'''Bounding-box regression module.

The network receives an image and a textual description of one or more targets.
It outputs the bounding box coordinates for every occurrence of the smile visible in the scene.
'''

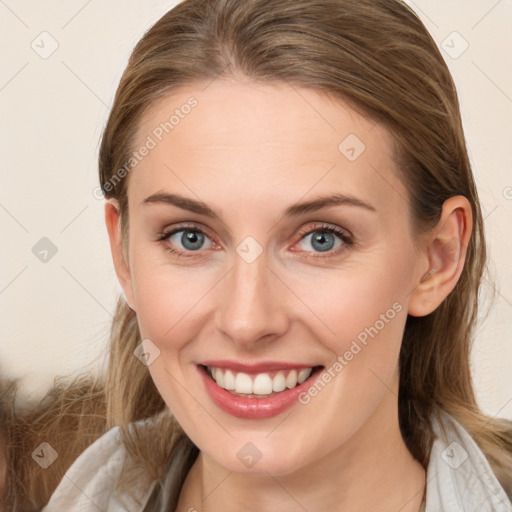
[198,362,324,419]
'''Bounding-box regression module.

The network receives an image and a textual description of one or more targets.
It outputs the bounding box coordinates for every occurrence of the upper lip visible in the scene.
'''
[200,360,322,373]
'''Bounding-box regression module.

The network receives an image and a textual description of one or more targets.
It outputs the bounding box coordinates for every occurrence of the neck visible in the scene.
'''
[177,373,426,512]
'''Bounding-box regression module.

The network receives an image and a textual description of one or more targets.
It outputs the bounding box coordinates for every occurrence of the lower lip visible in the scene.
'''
[198,365,322,419]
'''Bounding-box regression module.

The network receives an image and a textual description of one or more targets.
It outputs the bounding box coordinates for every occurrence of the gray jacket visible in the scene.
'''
[424,409,512,510]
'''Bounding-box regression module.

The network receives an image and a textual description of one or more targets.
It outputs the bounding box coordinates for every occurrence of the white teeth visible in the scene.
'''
[285,369,298,389]
[208,366,316,395]
[272,372,286,392]
[253,373,273,394]
[297,368,312,384]
[214,368,224,387]
[234,372,253,394]
[223,370,235,390]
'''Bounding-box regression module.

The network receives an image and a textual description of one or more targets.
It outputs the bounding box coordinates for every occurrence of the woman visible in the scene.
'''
[2,0,511,510]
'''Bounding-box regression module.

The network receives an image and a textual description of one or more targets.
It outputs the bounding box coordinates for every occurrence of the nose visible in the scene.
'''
[215,248,289,349]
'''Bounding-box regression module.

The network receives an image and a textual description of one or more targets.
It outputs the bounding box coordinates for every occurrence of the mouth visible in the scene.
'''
[197,363,324,419]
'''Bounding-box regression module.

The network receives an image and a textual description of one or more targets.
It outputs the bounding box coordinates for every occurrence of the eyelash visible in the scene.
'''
[156,223,354,260]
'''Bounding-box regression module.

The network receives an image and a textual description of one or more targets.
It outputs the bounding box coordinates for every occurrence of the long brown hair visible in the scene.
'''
[2,0,511,510]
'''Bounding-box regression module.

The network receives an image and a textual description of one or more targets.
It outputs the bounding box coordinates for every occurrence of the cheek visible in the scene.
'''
[130,256,216,352]
[288,250,413,358]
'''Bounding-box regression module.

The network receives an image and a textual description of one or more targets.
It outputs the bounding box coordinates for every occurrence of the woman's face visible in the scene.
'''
[117,79,427,475]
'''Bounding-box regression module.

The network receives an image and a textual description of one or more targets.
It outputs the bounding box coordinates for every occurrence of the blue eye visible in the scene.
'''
[157,226,216,258]
[169,229,208,251]
[301,230,338,252]
[295,225,353,256]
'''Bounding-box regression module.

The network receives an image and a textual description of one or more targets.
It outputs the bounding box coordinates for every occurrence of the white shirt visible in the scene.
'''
[43,409,512,511]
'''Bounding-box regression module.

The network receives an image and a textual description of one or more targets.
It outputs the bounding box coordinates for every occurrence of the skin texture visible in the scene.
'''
[105,78,472,512]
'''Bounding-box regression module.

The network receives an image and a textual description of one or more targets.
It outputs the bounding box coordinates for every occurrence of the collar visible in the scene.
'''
[425,409,512,511]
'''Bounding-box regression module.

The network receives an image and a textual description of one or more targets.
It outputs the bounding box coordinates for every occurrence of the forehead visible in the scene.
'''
[128,79,408,218]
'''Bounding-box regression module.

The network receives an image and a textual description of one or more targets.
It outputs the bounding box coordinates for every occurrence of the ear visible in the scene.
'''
[104,200,136,310]
[408,195,473,317]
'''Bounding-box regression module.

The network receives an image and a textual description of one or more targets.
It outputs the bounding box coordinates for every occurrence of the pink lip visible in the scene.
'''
[201,359,315,374]
[197,364,323,420]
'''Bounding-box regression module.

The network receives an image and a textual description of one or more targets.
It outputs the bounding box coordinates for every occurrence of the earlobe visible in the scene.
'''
[104,200,136,310]
[408,196,473,317]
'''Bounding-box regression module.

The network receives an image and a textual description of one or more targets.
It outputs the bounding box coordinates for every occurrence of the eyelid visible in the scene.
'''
[295,222,353,242]
[157,222,216,242]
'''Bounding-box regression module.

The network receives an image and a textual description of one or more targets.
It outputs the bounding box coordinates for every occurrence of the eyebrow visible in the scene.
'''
[141,192,377,218]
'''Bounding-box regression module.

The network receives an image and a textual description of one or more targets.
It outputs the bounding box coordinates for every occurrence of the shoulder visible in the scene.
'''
[42,422,156,512]
[425,409,512,511]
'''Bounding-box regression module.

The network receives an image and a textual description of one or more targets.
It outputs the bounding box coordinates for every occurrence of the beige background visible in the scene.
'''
[1,0,511,418]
